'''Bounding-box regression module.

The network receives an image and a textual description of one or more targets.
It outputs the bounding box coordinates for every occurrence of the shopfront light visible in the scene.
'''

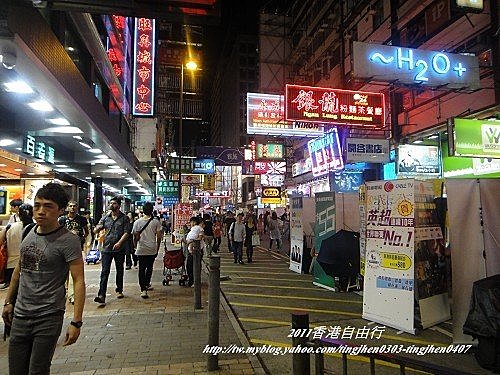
[88,148,102,154]
[44,126,83,134]
[4,80,33,94]
[94,154,109,159]
[28,100,53,111]
[78,141,91,148]
[46,117,70,125]
[0,139,16,146]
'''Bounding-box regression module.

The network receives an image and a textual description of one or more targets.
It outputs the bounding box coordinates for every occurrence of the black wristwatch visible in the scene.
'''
[70,320,83,329]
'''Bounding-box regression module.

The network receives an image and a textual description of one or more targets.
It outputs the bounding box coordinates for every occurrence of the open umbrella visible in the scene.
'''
[317,229,360,280]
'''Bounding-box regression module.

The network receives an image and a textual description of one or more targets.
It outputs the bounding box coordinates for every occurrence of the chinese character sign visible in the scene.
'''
[346,138,390,163]
[156,180,179,197]
[256,144,284,160]
[133,18,155,116]
[285,85,385,129]
[192,158,215,174]
[307,129,344,177]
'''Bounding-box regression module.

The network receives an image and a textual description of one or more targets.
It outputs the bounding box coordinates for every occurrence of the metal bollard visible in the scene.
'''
[292,312,310,375]
[315,351,324,375]
[207,255,221,371]
[193,240,202,309]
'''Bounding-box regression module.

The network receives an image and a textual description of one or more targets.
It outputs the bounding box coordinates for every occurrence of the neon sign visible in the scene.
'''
[132,17,155,116]
[352,42,480,90]
[285,85,385,129]
[307,129,344,177]
[247,93,324,137]
[256,143,284,160]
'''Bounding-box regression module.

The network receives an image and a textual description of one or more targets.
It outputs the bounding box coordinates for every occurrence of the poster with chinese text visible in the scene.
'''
[289,196,304,274]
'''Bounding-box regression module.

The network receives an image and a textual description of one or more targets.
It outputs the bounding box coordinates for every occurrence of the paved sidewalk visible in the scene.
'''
[0,241,261,375]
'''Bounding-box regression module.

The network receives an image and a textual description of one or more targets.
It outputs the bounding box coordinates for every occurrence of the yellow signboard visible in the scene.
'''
[203,175,216,190]
[380,252,412,270]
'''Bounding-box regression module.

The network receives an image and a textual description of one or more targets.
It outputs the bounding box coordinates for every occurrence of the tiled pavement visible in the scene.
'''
[0,242,263,375]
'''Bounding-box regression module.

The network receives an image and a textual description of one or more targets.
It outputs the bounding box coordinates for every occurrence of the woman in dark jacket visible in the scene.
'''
[244,214,257,263]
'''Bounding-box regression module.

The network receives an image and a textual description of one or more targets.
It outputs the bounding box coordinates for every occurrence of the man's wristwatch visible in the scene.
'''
[70,320,83,328]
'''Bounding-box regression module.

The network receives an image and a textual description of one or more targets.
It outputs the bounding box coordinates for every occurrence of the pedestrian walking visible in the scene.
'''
[268,211,282,251]
[2,183,85,374]
[132,202,162,299]
[93,196,131,305]
[202,214,214,256]
[212,217,222,252]
[230,213,246,264]
[185,216,204,287]
[244,214,256,263]
[125,211,138,270]
[224,211,236,253]
[7,199,22,225]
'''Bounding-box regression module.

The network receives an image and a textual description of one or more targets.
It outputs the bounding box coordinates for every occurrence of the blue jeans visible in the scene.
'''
[9,312,64,374]
[233,241,243,262]
[138,255,156,291]
[98,251,125,297]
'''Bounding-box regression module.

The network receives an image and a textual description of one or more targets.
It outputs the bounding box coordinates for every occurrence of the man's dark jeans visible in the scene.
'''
[138,255,156,291]
[9,312,64,374]
[98,251,125,297]
[233,241,243,262]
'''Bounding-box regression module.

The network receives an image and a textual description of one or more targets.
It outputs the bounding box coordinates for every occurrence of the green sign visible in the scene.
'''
[156,180,179,197]
[454,118,500,158]
[442,142,500,178]
[168,158,193,173]
[23,134,55,164]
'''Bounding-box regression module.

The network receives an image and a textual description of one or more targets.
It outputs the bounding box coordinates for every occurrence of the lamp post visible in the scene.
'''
[178,60,197,202]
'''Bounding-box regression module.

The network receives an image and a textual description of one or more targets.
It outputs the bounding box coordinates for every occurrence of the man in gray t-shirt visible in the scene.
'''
[2,183,85,374]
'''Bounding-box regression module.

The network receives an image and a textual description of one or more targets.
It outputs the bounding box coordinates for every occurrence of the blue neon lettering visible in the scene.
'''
[370,52,394,64]
[397,48,414,70]
[453,62,466,77]
[432,53,450,74]
[414,60,429,82]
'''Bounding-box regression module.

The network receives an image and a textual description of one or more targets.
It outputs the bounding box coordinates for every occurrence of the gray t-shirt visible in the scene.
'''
[15,225,82,318]
[132,217,162,256]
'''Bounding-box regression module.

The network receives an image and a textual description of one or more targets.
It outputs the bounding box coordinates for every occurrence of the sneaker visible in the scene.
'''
[0,283,9,290]
[94,296,106,305]
[234,260,237,263]
[116,292,124,299]
[140,291,148,299]
[69,296,75,305]
[238,260,244,265]
[125,266,131,270]
[147,284,154,291]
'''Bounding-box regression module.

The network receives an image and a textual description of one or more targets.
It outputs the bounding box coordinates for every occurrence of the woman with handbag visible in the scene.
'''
[244,214,257,263]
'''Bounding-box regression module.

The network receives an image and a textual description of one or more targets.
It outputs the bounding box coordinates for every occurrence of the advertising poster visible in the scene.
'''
[359,185,367,276]
[313,192,336,290]
[454,118,500,159]
[397,145,440,177]
[308,130,344,177]
[289,196,304,274]
[363,180,416,334]
[172,203,193,245]
[413,181,450,329]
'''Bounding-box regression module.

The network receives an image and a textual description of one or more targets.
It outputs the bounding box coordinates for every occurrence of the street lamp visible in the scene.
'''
[178,59,198,202]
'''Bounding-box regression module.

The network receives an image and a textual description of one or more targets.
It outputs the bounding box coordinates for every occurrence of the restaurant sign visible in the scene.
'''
[285,84,385,129]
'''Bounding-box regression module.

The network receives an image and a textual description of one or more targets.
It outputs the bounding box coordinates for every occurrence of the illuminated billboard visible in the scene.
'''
[397,145,440,176]
[285,84,385,129]
[256,143,284,160]
[132,18,156,116]
[454,118,500,159]
[307,129,344,177]
[352,42,480,90]
[246,93,324,137]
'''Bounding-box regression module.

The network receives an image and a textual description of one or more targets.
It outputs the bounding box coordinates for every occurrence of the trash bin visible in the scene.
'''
[463,274,500,372]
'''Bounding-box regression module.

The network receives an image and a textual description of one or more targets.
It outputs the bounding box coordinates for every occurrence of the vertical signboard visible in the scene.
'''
[359,185,367,276]
[172,203,193,245]
[313,192,336,290]
[363,180,416,334]
[308,129,344,177]
[289,196,304,274]
[133,18,156,116]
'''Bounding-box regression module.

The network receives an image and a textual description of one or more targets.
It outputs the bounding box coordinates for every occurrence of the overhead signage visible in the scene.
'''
[397,145,440,176]
[168,157,193,173]
[285,84,385,129]
[192,158,215,174]
[132,18,156,116]
[292,157,312,177]
[330,170,364,193]
[352,41,480,90]
[346,138,390,163]
[203,174,216,190]
[196,146,243,166]
[181,175,201,185]
[195,191,230,198]
[254,161,286,175]
[454,118,500,159]
[156,180,178,197]
[23,135,55,164]
[260,174,284,187]
[246,93,325,137]
[307,129,344,177]
[261,186,281,204]
[455,0,483,11]
[256,143,284,160]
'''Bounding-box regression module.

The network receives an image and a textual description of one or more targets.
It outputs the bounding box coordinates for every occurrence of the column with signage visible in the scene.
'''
[289,196,304,274]
[362,179,450,334]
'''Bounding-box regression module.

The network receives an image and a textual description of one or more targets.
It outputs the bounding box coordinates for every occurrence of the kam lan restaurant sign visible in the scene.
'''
[132,18,156,116]
[285,84,385,129]
[454,118,500,159]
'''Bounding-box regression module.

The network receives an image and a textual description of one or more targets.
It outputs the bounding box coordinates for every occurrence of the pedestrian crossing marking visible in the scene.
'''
[231,302,361,317]
[219,270,302,275]
[249,338,429,374]
[225,291,362,304]
[222,266,289,270]
[225,282,331,291]
[228,276,312,283]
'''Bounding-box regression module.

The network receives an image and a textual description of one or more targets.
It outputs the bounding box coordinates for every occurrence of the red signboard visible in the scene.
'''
[285,84,385,129]
[133,18,156,116]
[254,161,286,175]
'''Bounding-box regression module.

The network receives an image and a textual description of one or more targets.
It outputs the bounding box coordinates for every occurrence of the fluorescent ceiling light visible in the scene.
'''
[55,164,68,168]
[28,100,54,111]
[88,148,102,154]
[14,168,23,171]
[103,168,126,173]
[46,117,70,126]
[27,172,35,175]
[92,158,115,164]
[4,80,34,94]
[0,139,16,146]
[413,140,423,144]
[0,163,6,167]
[66,46,75,52]
[94,154,109,159]
[55,168,78,173]
[108,165,121,169]
[79,141,91,148]
[428,135,439,139]
[73,136,82,140]
[44,126,83,134]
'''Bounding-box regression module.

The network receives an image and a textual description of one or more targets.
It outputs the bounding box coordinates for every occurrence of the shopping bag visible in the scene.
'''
[251,233,260,246]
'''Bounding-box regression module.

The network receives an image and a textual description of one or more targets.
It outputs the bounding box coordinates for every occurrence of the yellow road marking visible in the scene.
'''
[222,266,288,270]
[238,318,446,346]
[220,270,302,275]
[225,291,362,304]
[231,302,361,317]
[228,276,312,283]
[249,339,429,374]
[224,282,330,291]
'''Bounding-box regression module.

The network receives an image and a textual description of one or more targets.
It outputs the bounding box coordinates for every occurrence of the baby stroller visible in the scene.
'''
[162,245,188,286]
[85,240,101,264]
